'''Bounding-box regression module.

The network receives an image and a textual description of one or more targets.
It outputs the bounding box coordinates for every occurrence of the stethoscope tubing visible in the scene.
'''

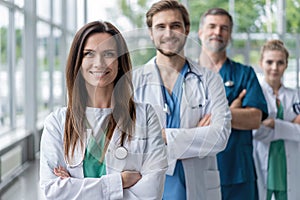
[154,60,206,114]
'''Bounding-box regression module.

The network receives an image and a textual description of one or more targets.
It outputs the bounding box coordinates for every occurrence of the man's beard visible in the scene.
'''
[157,48,179,57]
[204,37,227,53]
[154,37,186,57]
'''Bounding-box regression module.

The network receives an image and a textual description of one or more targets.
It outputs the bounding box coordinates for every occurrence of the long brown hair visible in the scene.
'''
[64,21,136,162]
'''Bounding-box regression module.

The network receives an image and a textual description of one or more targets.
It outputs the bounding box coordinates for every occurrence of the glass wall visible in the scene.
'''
[36,21,50,119]
[0,0,77,136]
[15,11,25,127]
[0,5,9,132]
[1,0,300,137]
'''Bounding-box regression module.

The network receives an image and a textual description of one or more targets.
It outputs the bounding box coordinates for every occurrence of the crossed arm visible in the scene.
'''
[53,166,141,189]
[262,114,300,128]
[230,89,263,130]
[161,114,211,144]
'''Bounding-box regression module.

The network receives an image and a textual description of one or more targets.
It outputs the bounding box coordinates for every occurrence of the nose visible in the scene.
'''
[94,55,107,67]
[213,26,222,35]
[270,62,279,70]
[164,27,173,37]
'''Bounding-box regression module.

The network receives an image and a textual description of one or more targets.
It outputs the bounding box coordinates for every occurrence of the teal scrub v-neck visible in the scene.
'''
[83,129,107,178]
[163,63,188,200]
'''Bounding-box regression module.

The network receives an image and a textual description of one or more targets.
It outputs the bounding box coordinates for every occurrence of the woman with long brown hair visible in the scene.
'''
[39,21,167,199]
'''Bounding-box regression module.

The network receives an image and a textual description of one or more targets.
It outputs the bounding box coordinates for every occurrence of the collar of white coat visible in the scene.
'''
[65,107,114,167]
[261,79,285,97]
[142,56,204,77]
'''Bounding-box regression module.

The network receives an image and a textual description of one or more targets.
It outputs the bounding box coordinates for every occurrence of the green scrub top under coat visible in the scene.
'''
[83,107,112,178]
[267,100,287,191]
[83,133,107,178]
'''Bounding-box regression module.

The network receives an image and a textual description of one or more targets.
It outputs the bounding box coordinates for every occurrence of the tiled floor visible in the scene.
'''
[0,159,44,200]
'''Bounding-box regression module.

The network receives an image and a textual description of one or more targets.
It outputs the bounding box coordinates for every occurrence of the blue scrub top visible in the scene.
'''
[217,58,268,185]
[162,63,188,200]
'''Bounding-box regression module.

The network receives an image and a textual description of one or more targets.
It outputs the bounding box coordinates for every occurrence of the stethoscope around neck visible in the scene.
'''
[155,60,208,115]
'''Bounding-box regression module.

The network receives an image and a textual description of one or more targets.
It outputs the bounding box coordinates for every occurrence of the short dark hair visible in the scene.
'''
[146,0,190,28]
[199,8,233,30]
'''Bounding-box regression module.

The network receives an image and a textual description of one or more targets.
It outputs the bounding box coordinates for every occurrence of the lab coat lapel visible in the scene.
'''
[140,59,167,128]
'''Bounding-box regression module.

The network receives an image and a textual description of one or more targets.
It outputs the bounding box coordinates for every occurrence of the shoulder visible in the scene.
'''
[229,60,260,84]
[132,58,155,77]
[45,107,67,125]
[132,58,155,87]
[230,59,254,74]
[43,107,67,139]
[282,86,299,97]
[189,59,224,89]
[189,58,222,78]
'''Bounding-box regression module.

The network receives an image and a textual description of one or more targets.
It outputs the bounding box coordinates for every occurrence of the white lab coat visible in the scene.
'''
[40,103,168,200]
[132,58,231,200]
[253,80,300,200]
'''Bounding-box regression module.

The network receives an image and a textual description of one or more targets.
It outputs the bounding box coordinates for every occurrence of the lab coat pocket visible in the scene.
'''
[204,170,221,200]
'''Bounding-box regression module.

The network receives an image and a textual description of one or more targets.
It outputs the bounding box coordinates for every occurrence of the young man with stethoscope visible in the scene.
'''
[132,1,232,199]
[198,8,269,200]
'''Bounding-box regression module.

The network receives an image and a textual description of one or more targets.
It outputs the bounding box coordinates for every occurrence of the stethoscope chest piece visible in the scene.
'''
[115,146,128,160]
[224,80,234,87]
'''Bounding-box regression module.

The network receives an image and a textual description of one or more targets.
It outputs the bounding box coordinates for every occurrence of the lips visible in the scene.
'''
[162,38,178,44]
[209,36,223,43]
[90,71,109,78]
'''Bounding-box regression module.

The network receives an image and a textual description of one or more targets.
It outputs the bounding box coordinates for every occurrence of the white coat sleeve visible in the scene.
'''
[253,119,300,143]
[39,110,123,200]
[165,71,231,160]
[123,104,168,200]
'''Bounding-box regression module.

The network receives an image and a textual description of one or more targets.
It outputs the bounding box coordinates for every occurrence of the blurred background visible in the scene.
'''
[0,0,299,199]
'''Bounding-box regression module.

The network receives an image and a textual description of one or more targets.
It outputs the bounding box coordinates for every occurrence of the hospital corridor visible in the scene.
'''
[1,0,300,199]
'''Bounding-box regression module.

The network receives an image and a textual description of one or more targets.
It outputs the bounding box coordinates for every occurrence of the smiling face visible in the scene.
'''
[149,9,189,57]
[260,50,287,87]
[81,33,118,91]
[198,14,231,53]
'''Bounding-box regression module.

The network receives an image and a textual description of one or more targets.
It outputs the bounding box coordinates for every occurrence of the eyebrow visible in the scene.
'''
[83,48,96,52]
[154,21,183,27]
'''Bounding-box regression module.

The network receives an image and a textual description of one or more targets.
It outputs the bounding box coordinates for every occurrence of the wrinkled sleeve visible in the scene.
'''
[253,89,300,143]
[39,110,123,200]
[253,119,300,143]
[123,104,168,200]
[165,71,231,161]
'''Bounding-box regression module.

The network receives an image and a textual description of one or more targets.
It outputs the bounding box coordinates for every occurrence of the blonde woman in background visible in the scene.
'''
[253,39,300,200]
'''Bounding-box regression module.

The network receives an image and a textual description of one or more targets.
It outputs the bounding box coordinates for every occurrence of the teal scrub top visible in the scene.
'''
[217,58,268,185]
[83,130,107,178]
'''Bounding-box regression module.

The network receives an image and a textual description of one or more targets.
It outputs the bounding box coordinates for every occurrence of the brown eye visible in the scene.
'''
[266,60,273,65]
